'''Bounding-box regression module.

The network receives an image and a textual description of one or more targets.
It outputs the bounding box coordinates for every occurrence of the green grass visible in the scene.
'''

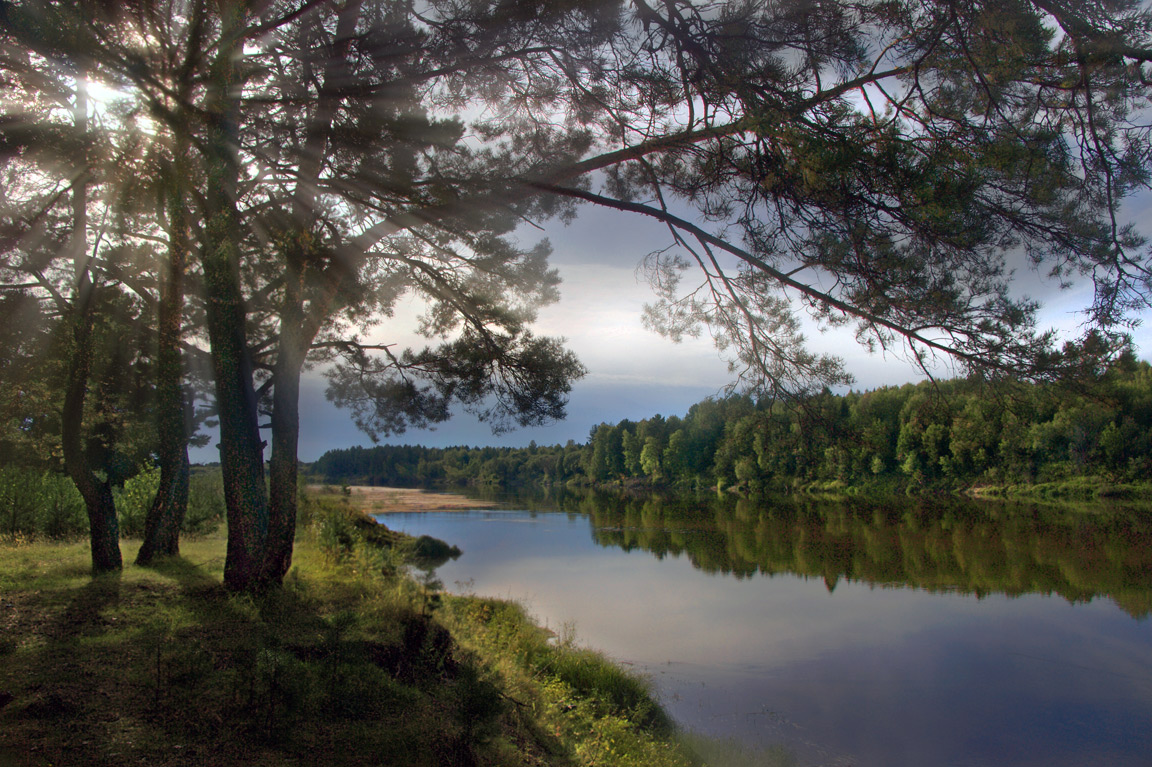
[969,476,1152,504]
[439,597,691,767]
[0,497,710,767]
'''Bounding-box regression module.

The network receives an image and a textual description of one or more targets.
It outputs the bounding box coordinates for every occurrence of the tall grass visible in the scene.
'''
[441,596,693,767]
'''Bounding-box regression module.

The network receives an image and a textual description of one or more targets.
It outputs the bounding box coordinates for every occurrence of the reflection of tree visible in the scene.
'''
[572,493,1152,618]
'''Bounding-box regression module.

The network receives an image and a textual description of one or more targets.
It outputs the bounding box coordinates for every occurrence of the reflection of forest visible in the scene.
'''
[560,492,1152,618]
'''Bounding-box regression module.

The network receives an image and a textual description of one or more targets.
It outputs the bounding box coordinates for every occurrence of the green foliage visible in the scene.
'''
[0,466,47,539]
[35,472,87,539]
[114,463,161,538]
[184,471,225,536]
[543,645,671,732]
[313,360,1152,495]
[313,499,363,561]
[0,467,86,540]
[441,596,693,767]
[0,464,225,543]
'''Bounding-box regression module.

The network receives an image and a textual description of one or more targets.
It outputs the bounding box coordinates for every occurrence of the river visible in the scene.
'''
[380,491,1152,766]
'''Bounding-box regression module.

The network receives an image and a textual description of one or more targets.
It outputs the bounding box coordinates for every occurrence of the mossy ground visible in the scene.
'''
[0,497,708,767]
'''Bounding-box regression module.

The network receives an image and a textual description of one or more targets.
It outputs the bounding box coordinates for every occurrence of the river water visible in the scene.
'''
[380,492,1152,767]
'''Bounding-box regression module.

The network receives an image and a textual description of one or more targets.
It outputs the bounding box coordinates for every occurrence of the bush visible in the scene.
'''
[0,466,40,537]
[115,466,225,539]
[37,473,86,539]
[115,464,160,538]
[313,499,360,559]
[0,467,86,541]
[184,471,224,535]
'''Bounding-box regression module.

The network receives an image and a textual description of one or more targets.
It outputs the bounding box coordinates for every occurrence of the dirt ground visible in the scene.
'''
[307,485,497,514]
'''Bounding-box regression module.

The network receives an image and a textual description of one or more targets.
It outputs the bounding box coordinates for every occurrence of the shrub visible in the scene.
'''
[0,465,40,537]
[184,471,224,535]
[115,463,160,538]
[313,499,360,559]
[115,466,225,539]
[0,467,86,540]
[37,473,85,539]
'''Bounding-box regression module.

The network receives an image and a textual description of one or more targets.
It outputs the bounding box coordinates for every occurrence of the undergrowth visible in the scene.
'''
[0,492,705,766]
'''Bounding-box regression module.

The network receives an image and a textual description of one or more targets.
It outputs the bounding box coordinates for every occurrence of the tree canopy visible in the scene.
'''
[2,0,1152,589]
[313,352,1152,492]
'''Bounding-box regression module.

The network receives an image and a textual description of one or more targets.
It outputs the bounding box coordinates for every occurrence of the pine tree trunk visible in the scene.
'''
[62,311,123,574]
[264,300,304,585]
[62,275,123,574]
[138,142,191,566]
[261,1,363,586]
[62,75,122,575]
[136,451,189,563]
[201,5,269,592]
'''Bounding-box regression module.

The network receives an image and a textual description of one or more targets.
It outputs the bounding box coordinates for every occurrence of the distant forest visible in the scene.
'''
[311,356,1152,494]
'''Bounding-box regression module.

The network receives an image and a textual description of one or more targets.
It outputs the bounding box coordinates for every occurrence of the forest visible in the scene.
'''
[312,352,1152,495]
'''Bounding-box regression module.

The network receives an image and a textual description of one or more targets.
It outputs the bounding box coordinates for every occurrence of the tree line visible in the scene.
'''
[312,353,1152,493]
[5,0,1152,592]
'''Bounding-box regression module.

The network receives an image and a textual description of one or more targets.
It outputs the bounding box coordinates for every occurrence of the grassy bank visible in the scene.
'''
[0,495,704,767]
[724,475,1152,507]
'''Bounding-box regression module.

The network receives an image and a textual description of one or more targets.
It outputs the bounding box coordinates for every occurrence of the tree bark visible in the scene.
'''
[262,0,362,585]
[201,4,269,592]
[62,293,123,574]
[135,452,189,563]
[62,76,121,574]
[263,268,304,584]
[137,139,192,565]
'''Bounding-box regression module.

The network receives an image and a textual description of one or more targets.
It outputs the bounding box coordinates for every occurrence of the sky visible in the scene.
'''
[191,199,1152,464]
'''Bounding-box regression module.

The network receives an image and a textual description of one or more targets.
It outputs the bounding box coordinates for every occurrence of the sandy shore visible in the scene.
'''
[307,485,497,514]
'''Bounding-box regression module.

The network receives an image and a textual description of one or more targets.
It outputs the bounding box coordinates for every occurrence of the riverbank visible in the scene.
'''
[306,484,500,513]
[308,472,1152,512]
[563,474,1152,507]
[0,495,697,767]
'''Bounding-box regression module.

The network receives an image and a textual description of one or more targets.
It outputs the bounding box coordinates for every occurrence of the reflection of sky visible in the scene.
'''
[385,509,1152,767]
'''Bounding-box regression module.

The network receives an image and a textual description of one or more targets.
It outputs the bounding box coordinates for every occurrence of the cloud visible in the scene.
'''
[189,192,1152,463]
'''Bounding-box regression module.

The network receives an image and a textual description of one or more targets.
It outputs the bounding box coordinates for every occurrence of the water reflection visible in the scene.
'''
[383,492,1152,767]
[567,492,1152,617]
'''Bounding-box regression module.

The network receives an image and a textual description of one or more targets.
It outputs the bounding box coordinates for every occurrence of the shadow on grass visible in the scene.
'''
[2,554,260,766]
[3,533,587,767]
[49,570,124,641]
[6,571,124,765]
[141,551,221,593]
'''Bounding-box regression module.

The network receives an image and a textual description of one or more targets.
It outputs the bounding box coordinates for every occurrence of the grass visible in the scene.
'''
[0,496,711,767]
[967,475,1152,503]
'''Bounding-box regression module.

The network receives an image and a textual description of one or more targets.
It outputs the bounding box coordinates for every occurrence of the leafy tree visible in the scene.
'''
[7,0,1152,590]
[0,45,169,570]
[662,429,689,481]
[948,396,1002,478]
[621,424,643,476]
[639,435,663,481]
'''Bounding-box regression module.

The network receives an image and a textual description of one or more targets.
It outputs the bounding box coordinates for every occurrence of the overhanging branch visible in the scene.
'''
[528,181,1003,372]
